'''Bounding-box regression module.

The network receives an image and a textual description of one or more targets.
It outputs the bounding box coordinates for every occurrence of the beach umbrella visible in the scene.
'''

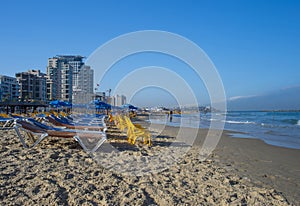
[90,100,111,109]
[59,101,72,108]
[49,100,61,108]
[100,102,111,109]
[49,100,59,106]
[121,104,138,110]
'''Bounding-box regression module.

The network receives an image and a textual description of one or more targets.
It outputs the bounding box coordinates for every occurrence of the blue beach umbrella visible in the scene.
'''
[121,104,138,110]
[91,100,111,109]
[49,100,61,108]
[50,100,72,109]
[59,101,72,108]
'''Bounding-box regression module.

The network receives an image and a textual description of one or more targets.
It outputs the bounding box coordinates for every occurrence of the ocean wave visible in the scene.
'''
[209,118,220,121]
[298,120,300,126]
[224,120,255,124]
[260,123,277,128]
[280,119,299,125]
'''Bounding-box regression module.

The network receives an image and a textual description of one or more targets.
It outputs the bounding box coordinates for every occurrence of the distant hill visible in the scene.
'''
[227,86,300,111]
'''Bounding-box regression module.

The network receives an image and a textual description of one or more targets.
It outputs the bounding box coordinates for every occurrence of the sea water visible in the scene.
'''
[148,111,300,150]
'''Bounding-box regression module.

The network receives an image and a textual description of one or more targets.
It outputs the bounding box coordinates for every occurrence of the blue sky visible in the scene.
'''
[0,0,299,109]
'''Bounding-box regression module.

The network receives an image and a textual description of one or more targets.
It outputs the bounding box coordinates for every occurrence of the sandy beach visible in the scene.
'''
[0,122,299,205]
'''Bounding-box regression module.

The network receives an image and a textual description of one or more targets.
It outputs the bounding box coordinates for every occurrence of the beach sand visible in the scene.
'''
[0,123,299,205]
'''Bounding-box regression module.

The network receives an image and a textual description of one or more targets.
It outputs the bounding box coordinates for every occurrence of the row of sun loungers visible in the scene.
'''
[0,112,152,153]
[0,113,108,154]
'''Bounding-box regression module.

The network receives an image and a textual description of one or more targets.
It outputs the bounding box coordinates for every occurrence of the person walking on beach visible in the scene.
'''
[169,110,173,122]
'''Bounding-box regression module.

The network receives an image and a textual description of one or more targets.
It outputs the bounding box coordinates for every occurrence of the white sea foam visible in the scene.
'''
[225,120,255,124]
[209,118,220,122]
[297,120,300,126]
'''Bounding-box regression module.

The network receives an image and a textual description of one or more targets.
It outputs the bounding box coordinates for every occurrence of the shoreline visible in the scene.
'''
[0,123,299,205]
[139,121,300,204]
[137,113,300,151]
[216,129,300,205]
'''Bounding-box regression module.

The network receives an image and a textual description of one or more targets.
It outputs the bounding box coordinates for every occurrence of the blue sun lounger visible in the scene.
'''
[14,119,107,154]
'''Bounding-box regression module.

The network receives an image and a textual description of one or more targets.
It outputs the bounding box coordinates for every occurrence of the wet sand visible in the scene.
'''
[0,123,299,205]
[216,132,300,205]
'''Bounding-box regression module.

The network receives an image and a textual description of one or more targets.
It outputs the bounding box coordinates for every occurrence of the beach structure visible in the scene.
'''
[0,101,48,114]
[94,92,106,102]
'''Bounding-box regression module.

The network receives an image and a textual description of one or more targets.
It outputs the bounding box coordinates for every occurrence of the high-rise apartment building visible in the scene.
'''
[46,55,92,103]
[108,95,127,106]
[113,94,126,106]
[107,96,115,106]
[16,70,47,102]
[72,65,94,104]
[46,57,59,101]
[78,65,94,94]
[0,75,19,102]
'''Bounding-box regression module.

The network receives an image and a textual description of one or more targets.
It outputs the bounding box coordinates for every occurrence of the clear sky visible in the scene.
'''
[0,0,299,109]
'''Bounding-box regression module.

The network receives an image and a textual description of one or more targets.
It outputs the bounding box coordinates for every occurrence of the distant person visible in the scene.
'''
[169,110,173,122]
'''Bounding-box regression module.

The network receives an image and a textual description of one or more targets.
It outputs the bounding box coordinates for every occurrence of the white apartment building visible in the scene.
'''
[0,75,19,102]
[72,65,94,104]
[112,94,126,107]
[15,70,47,102]
[46,55,93,102]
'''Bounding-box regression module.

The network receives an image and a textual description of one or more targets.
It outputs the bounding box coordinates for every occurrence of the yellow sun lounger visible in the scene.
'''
[124,116,152,146]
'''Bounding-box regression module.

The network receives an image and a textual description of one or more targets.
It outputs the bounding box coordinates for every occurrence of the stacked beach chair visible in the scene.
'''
[113,114,152,146]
